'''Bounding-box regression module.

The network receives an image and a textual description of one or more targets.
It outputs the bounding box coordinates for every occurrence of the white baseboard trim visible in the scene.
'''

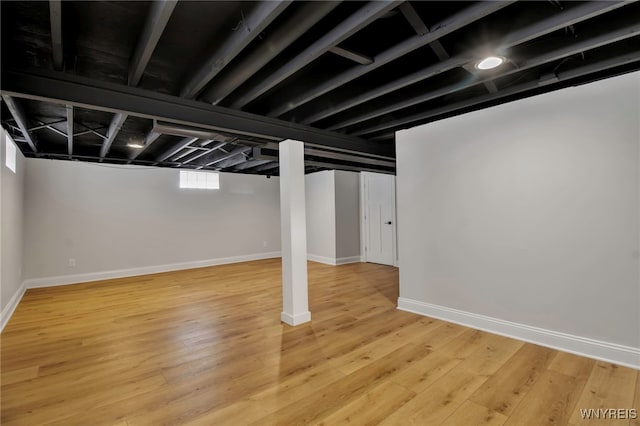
[281,311,311,326]
[307,254,336,265]
[1,280,27,332]
[23,252,282,289]
[308,254,362,266]
[397,297,640,369]
[335,256,362,265]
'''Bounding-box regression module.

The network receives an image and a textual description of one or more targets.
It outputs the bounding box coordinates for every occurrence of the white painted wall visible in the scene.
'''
[305,170,336,261]
[22,159,281,283]
[334,171,360,259]
[1,128,26,320]
[305,170,361,264]
[396,71,640,366]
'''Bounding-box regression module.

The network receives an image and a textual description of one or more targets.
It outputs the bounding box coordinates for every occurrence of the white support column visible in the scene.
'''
[279,139,311,326]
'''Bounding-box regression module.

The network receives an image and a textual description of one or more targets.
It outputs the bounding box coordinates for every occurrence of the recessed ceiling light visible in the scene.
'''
[476,56,504,70]
[127,142,144,149]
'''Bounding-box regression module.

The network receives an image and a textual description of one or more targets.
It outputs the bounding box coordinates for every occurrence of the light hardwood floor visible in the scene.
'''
[1,260,638,425]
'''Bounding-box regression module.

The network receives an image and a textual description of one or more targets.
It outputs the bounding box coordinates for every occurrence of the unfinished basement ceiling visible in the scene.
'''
[1,1,639,176]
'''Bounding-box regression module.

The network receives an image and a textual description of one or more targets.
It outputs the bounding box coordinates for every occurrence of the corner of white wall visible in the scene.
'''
[1,281,26,332]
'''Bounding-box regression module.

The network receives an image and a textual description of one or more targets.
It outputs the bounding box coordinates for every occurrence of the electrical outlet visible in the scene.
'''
[68,258,76,267]
[263,241,268,248]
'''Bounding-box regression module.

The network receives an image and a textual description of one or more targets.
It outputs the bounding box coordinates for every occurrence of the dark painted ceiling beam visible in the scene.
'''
[215,154,252,170]
[500,1,624,47]
[252,148,396,173]
[428,40,450,61]
[49,1,63,71]
[267,1,513,118]
[66,105,73,156]
[134,120,250,162]
[399,2,427,36]
[145,132,161,147]
[252,146,396,168]
[0,69,394,158]
[304,147,395,168]
[229,0,399,109]
[330,18,640,131]
[75,122,107,139]
[1,95,37,152]
[171,147,199,163]
[100,112,127,160]
[178,141,226,165]
[31,151,165,166]
[311,0,633,128]
[172,141,225,163]
[316,55,459,127]
[149,121,238,140]
[155,137,198,163]
[329,46,373,65]
[28,119,66,131]
[306,159,394,174]
[38,120,67,138]
[128,131,161,162]
[197,146,251,169]
[232,159,273,171]
[483,81,499,94]
[129,0,178,87]
[357,48,640,139]
[245,156,341,175]
[303,55,450,125]
[180,1,291,99]
[24,119,104,141]
[252,162,279,173]
[200,1,339,105]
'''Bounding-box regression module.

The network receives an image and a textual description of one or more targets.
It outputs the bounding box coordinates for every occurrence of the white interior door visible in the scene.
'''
[362,172,396,266]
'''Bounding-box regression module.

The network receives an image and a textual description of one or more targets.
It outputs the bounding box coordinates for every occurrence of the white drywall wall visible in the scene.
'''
[334,171,360,259]
[305,170,336,261]
[396,71,640,362]
[1,128,25,316]
[22,159,281,280]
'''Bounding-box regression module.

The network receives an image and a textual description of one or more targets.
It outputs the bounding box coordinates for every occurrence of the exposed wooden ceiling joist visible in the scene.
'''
[229,0,399,109]
[266,0,514,118]
[180,1,291,99]
[2,0,638,175]
[1,95,37,152]
[129,0,178,87]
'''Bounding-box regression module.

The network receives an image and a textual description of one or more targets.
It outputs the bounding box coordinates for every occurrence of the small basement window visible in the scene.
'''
[179,170,219,189]
[5,134,16,173]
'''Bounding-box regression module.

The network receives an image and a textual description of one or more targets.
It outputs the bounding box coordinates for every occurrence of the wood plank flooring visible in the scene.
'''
[1,259,638,425]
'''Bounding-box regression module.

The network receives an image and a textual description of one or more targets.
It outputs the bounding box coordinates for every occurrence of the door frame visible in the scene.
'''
[359,172,398,267]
